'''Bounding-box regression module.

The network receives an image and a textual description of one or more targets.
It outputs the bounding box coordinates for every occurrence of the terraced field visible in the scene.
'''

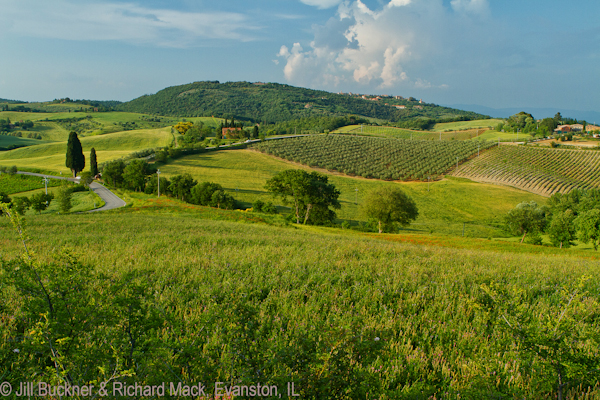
[453,145,600,196]
[253,135,495,181]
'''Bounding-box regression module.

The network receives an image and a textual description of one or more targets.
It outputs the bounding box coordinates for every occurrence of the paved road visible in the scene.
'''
[16,171,126,212]
[87,182,126,212]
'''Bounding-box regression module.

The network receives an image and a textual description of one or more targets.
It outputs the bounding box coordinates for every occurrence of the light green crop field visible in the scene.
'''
[21,121,71,141]
[433,119,504,131]
[0,111,67,122]
[333,124,431,139]
[0,135,47,148]
[474,130,533,142]
[0,128,172,173]
[158,149,546,237]
[184,116,224,127]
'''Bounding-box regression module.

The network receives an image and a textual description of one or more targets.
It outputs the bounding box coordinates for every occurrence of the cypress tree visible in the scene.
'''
[66,131,85,178]
[90,148,98,176]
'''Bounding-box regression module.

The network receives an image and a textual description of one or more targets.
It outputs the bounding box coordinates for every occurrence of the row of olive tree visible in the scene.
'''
[505,188,600,248]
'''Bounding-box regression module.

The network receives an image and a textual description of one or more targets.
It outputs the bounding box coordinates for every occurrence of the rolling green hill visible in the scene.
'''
[0,128,173,173]
[453,144,600,196]
[116,81,488,124]
[158,148,546,237]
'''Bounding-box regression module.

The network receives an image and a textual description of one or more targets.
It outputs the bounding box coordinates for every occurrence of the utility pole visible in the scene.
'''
[355,188,358,205]
[428,176,431,192]
[157,169,161,198]
[42,176,49,195]
[439,131,442,141]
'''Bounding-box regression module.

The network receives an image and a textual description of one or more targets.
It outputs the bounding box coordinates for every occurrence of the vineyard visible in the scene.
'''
[253,135,495,181]
[453,145,600,196]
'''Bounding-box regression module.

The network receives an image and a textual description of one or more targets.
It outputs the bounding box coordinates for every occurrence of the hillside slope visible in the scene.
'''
[116,81,488,124]
[453,145,600,196]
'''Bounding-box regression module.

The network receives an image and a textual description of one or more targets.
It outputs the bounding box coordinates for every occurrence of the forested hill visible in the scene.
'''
[0,98,24,104]
[116,81,488,126]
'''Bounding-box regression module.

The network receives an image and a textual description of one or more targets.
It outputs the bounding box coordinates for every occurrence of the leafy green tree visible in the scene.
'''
[265,169,340,225]
[8,165,17,175]
[169,173,197,202]
[0,192,11,215]
[575,209,600,250]
[361,187,419,233]
[548,210,576,248]
[505,201,548,243]
[253,125,259,139]
[90,148,98,176]
[102,160,126,187]
[252,199,265,212]
[56,185,73,214]
[210,190,236,209]
[123,159,150,192]
[79,171,94,187]
[30,193,54,214]
[66,132,85,178]
[191,182,224,206]
[11,196,31,216]
[145,176,171,196]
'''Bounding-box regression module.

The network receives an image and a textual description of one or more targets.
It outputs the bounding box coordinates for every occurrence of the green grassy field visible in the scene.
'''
[0,173,62,194]
[333,124,431,139]
[433,119,504,131]
[158,149,545,237]
[1,208,598,399]
[474,130,533,142]
[0,135,47,148]
[0,128,172,173]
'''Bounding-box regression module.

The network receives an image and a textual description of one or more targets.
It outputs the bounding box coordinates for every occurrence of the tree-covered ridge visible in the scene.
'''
[116,81,488,124]
[253,135,495,181]
[0,98,24,104]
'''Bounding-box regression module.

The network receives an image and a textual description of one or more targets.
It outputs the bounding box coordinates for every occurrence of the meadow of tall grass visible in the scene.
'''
[1,210,598,399]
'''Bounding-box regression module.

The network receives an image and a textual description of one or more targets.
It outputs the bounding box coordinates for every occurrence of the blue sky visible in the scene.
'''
[1,0,599,113]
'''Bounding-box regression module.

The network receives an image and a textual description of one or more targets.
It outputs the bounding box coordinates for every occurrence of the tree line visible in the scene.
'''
[505,188,600,249]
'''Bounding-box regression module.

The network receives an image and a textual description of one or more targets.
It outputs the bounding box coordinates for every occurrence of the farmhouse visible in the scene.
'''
[554,125,572,133]
[222,127,242,139]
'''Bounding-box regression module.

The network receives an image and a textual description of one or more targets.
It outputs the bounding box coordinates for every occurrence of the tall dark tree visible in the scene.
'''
[90,148,98,176]
[66,132,85,178]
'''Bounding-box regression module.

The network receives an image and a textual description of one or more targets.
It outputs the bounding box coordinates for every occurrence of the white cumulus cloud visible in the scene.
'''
[278,0,491,91]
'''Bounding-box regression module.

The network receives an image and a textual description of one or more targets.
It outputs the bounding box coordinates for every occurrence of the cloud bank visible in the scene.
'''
[280,0,490,90]
[0,0,256,47]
